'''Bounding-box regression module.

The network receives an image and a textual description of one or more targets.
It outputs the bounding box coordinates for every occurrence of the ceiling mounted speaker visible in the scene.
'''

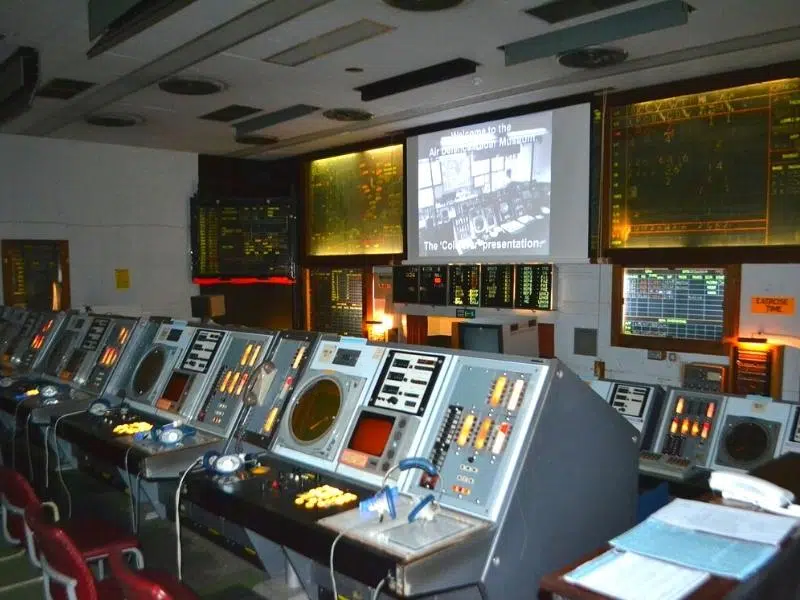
[85,113,144,127]
[558,47,628,69]
[323,108,374,122]
[382,0,464,10]
[158,77,226,96]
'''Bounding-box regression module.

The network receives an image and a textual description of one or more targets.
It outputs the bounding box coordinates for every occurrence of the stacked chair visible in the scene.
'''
[0,466,199,599]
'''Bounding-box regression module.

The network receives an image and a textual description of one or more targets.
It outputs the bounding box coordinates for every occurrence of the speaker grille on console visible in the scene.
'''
[36,78,95,100]
[525,0,639,24]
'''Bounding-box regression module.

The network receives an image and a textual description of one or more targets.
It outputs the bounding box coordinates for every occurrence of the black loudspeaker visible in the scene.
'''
[190,295,226,320]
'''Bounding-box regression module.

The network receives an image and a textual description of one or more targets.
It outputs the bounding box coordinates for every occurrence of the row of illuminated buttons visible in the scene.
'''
[113,421,153,436]
[294,485,358,510]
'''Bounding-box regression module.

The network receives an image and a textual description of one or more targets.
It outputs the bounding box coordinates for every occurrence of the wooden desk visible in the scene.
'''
[538,488,799,600]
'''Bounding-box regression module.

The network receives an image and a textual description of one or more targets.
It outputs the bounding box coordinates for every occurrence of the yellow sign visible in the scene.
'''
[751,296,795,315]
[115,269,130,290]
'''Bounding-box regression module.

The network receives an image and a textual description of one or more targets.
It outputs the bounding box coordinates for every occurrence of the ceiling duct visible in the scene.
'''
[502,0,693,67]
[87,0,199,59]
[0,46,40,126]
[558,47,628,69]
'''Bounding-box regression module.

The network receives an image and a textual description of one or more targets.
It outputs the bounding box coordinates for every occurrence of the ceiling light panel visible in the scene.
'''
[524,0,640,25]
[264,19,394,67]
[234,104,320,136]
[503,0,692,66]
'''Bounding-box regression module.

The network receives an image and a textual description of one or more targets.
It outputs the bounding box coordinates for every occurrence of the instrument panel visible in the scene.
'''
[651,389,727,469]
[710,395,791,473]
[271,338,385,473]
[16,312,64,372]
[240,332,318,452]
[40,314,90,381]
[83,318,139,394]
[192,329,277,437]
[338,348,454,486]
[404,355,549,521]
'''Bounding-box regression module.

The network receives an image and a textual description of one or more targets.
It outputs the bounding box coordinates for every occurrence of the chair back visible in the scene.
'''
[25,503,98,600]
[0,466,39,544]
[109,550,199,600]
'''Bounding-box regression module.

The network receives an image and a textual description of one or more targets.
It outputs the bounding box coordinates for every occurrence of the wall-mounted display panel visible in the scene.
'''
[611,265,740,355]
[607,77,800,252]
[307,268,364,336]
[191,197,296,279]
[406,103,591,264]
[308,145,404,257]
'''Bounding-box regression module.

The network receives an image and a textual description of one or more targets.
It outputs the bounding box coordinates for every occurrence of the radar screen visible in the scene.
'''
[308,145,404,256]
[622,267,726,342]
[418,266,448,306]
[290,379,342,443]
[513,264,553,310]
[480,265,513,309]
[448,265,480,307]
[392,266,420,304]
[191,197,296,278]
[608,77,800,249]
[308,268,363,336]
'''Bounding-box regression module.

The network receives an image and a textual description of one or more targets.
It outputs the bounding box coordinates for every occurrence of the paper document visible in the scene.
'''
[611,519,778,580]
[653,499,798,546]
[564,550,709,600]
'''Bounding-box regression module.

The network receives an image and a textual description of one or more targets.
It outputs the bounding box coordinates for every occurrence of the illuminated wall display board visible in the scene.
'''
[307,268,364,336]
[418,265,448,306]
[307,145,404,257]
[513,264,554,311]
[392,265,419,304]
[391,264,554,311]
[607,77,800,255]
[448,265,481,307]
[611,265,740,355]
[191,197,296,279]
[480,264,513,309]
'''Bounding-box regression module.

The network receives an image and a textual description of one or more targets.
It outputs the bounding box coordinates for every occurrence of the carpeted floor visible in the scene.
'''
[0,468,281,599]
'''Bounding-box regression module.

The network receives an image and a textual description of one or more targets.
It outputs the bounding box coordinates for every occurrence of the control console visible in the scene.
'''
[590,379,665,450]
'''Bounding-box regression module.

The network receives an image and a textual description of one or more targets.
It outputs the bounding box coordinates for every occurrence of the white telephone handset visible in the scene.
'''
[709,471,800,517]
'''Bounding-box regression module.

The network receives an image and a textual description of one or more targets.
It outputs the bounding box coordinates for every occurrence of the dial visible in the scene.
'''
[89,402,110,417]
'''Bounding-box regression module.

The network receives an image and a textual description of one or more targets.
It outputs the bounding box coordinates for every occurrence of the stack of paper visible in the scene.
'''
[564,499,799,599]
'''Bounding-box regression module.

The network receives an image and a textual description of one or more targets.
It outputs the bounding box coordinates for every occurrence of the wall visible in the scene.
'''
[552,263,800,402]
[0,134,198,317]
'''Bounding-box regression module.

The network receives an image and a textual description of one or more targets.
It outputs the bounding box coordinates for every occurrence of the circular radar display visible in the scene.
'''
[724,422,769,463]
[132,347,166,397]
[290,378,341,444]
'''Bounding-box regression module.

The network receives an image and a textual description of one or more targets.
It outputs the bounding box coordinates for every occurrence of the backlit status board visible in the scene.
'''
[192,197,295,278]
[392,266,420,304]
[448,265,480,307]
[609,78,800,249]
[622,267,726,342]
[480,265,513,309]
[418,265,447,306]
[308,145,404,256]
[308,268,363,336]
[513,264,553,311]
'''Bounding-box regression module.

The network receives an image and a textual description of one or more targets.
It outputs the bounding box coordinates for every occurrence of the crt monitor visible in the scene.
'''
[458,323,504,354]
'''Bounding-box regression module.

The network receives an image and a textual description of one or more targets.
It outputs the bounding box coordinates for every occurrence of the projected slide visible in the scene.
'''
[414,112,552,259]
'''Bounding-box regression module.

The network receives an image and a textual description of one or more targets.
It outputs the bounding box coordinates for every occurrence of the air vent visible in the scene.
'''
[234,104,319,136]
[264,20,393,67]
[36,78,95,100]
[356,58,478,102]
[525,0,639,24]
[235,135,279,146]
[199,104,261,122]
[323,108,374,122]
[85,113,144,127]
[158,77,226,96]
[558,47,627,69]
[382,0,464,10]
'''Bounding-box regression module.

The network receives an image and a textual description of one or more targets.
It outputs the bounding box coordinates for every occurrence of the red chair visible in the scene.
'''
[109,550,201,600]
[0,466,143,574]
[25,502,124,600]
